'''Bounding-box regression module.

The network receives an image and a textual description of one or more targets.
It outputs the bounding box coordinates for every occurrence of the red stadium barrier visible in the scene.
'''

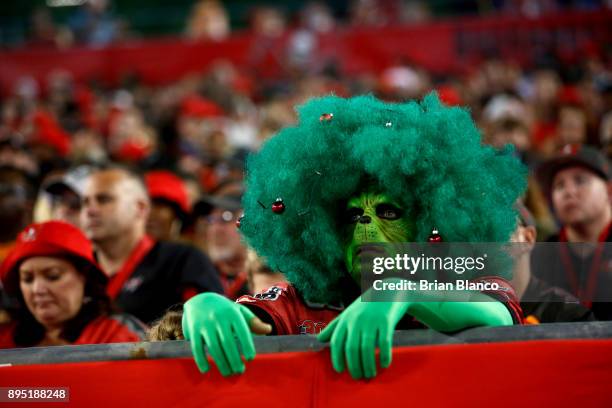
[1,338,611,407]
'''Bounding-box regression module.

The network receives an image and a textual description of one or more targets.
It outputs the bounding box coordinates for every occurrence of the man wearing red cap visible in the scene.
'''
[81,166,223,324]
[144,170,191,242]
[532,144,612,320]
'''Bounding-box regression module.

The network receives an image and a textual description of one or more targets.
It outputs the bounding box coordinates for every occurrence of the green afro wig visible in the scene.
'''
[239,93,527,304]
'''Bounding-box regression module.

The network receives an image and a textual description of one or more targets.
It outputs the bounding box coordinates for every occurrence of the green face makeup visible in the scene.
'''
[342,190,414,282]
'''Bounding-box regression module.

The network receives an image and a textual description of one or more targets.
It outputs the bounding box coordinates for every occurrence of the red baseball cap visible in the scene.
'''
[0,221,105,295]
[145,170,191,216]
[180,95,224,119]
[436,86,462,106]
[31,110,71,157]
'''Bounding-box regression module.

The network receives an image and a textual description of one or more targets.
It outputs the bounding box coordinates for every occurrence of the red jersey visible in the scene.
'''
[237,277,523,335]
[0,314,144,349]
[237,283,341,335]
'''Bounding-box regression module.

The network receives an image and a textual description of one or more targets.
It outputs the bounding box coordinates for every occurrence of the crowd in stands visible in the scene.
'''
[9,0,609,49]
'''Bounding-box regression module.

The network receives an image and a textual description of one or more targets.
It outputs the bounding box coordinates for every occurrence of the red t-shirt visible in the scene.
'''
[237,277,523,335]
[0,314,144,349]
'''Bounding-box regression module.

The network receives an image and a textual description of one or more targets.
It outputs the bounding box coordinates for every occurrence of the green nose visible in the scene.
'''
[359,215,372,224]
[353,222,382,243]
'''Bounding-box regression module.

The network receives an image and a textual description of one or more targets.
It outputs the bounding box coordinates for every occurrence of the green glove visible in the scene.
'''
[182,292,272,376]
[318,299,410,380]
[318,284,513,380]
[405,299,513,332]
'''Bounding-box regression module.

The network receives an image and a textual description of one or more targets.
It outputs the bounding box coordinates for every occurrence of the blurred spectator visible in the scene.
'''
[481,59,521,96]
[42,165,94,228]
[201,61,256,101]
[144,170,191,242]
[13,77,40,107]
[0,137,39,185]
[399,1,431,24]
[70,128,107,164]
[349,0,390,27]
[67,0,122,47]
[251,7,286,38]
[299,2,335,33]
[107,107,157,164]
[510,203,594,323]
[224,106,259,152]
[557,102,589,148]
[487,117,533,163]
[176,94,227,191]
[532,144,612,320]
[176,95,224,156]
[286,2,336,73]
[28,7,73,49]
[29,7,58,48]
[557,87,588,148]
[257,100,297,143]
[26,110,72,163]
[193,181,248,300]
[482,94,530,125]
[45,70,81,132]
[378,65,430,101]
[0,221,145,348]
[530,69,562,154]
[0,167,34,263]
[185,0,230,41]
[80,166,223,323]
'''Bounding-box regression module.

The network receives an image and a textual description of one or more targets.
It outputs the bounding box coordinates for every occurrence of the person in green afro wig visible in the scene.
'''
[182,93,527,380]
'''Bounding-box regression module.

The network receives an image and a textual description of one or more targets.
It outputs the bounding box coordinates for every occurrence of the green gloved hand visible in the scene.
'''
[182,292,272,376]
[317,283,513,380]
[318,299,410,380]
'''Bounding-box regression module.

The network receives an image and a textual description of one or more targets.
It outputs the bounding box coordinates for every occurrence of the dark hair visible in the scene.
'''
[152,197,186,224]
[10,256,112,347]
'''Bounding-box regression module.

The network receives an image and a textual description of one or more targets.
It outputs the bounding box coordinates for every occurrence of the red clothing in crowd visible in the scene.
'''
[237,277,523,335]
[0,314,143,349]
[237,283,341,335]
[103,235,223,324]
[220,272,249,300]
